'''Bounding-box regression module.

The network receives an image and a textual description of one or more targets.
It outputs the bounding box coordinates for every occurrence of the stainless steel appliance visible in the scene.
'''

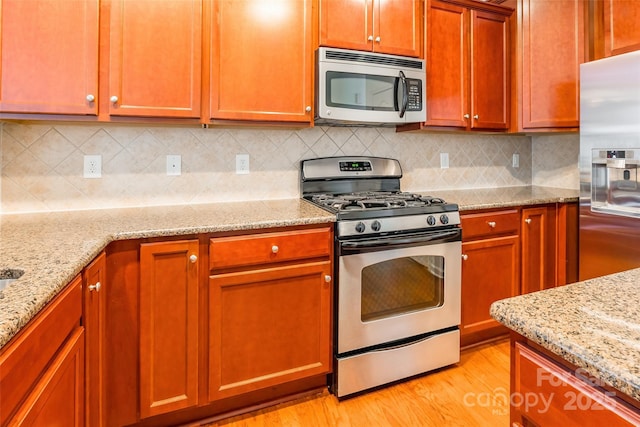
[579,50,640,280]
[301,156,461,398]
[315,47,426,126]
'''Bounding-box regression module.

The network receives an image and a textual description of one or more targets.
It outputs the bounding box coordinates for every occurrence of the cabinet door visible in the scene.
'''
[517,0,584,130]
[425,0,468,128]
[209,261,332,401]
[139,240,199,418]
[319,0,374,52]
[10,328,85,427]
[211,0,313,122]
[521,205,558,294]
[470,10,509,130]
[83,252,106,427]
[461,235,519,340]
[604,0,640,57]
[108,0,202,118]
[0,0,98,114]
[375,0,422,57]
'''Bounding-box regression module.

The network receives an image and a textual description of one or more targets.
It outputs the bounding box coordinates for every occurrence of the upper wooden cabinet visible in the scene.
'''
[319,0,422,57]
[210,0,314,123]
[0,0,99,115]
[106,0,202,118]
[424,0,510,131]
[512,0,585,132]
[592,0,640,58]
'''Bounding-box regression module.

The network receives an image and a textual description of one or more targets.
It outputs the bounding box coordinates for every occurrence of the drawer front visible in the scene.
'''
[210,226,332,270]
[514,343,640,426]
[461,209,519,240]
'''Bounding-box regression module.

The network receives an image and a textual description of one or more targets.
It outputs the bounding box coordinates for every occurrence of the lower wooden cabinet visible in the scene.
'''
[83,251,106,427]
[461,203,577,347]
[0,277,84,426]
[521,205,557,294]
[103,225,333,425]
[512,340,640,426]
[139,239,200,418]
[209,261,332,401]
[208,227,333,401]
[461,235,519,344]
[10,328,85,427]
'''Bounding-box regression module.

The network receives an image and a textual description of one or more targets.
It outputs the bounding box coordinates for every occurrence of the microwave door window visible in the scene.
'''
[326,72,396,111]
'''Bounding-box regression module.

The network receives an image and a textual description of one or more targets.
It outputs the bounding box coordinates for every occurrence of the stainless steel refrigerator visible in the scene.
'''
[579,50,640,280]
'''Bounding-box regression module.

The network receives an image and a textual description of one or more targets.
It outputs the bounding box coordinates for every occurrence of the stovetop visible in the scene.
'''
[309,191,447,211]
[300,156,460,236]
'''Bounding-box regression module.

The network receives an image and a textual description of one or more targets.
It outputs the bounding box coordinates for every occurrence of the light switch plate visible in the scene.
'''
[236,154,250,174]
[512,153,520,168]
[440,153,449,169]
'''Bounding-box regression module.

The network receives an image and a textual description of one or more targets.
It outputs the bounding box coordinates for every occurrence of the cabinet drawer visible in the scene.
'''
[514,343,640,426]
[210,227,332,270]
[461,209,519,240]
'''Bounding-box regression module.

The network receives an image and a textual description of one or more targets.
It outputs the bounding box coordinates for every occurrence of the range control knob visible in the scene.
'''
[371,220,381,232]
[355,222,366,233]
[426,215,436,226]
[440,214,449,225]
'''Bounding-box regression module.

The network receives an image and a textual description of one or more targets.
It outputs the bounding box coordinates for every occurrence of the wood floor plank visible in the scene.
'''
[208,339,510,426]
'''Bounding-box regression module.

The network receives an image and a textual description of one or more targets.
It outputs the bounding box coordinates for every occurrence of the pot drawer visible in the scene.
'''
[461,209,519,240]
[210,226,332,270]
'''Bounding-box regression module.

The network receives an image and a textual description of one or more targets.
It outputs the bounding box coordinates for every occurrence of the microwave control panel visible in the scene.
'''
[406,79,422,111]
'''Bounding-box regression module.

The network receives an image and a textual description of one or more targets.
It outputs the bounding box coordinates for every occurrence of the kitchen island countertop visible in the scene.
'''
[491,268,640,402]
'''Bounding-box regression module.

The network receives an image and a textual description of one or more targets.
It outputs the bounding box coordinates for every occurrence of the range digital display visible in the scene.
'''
[339,161,372,172]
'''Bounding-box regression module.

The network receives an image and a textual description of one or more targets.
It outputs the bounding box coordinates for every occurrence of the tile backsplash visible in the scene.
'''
[0,122,577,213]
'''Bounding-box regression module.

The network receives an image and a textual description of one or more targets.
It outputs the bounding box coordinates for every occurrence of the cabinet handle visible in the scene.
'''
[86,94,95,102]
[463,114,470,119]
[375,36,381,43]
[461,254,468,261]
[305,106,311,112]
[189,254,197,263]
[88,281,101,292]
[325,275,332,283]
[525,218,532,224]
[271,245,279,254]
[473,114,479,120]
[110,95,119,104]
[368,35,374,41]
[487,221,496,228]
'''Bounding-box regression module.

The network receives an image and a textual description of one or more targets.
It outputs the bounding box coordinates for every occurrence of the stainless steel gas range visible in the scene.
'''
[300,156,462,398]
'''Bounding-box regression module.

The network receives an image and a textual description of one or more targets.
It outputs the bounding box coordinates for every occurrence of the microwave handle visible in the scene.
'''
[398,71,408,118]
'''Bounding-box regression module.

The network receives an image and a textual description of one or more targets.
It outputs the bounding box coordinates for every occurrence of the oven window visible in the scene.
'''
[326,71,397,111]
[361,256,444,322]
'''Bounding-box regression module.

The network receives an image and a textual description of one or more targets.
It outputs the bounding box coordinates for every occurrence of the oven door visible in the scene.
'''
[337,229,461,355]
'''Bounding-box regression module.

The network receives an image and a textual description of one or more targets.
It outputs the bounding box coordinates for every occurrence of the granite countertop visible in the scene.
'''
[491,269,640,402]
[0,185,578,351]
[427,185,579,211]
[0,199,335,350]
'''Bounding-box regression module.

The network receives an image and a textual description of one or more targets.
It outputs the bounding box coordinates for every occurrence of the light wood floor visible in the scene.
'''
[209,339,511,427]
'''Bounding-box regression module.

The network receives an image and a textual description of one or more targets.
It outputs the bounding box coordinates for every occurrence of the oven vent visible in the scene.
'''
[324,49,424,70]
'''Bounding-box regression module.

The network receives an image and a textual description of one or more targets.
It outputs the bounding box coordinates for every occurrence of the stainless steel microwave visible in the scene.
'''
[315,47,426,126]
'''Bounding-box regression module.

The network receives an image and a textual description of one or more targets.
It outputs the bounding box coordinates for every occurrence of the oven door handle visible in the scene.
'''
[340,229,461,254]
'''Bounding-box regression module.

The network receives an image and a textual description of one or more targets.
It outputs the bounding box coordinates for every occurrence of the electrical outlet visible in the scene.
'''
[83,155,102,178]
[512,153,520,168]
[166,155,181,176]
[440,153,449,169]
[236,154,250,174]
